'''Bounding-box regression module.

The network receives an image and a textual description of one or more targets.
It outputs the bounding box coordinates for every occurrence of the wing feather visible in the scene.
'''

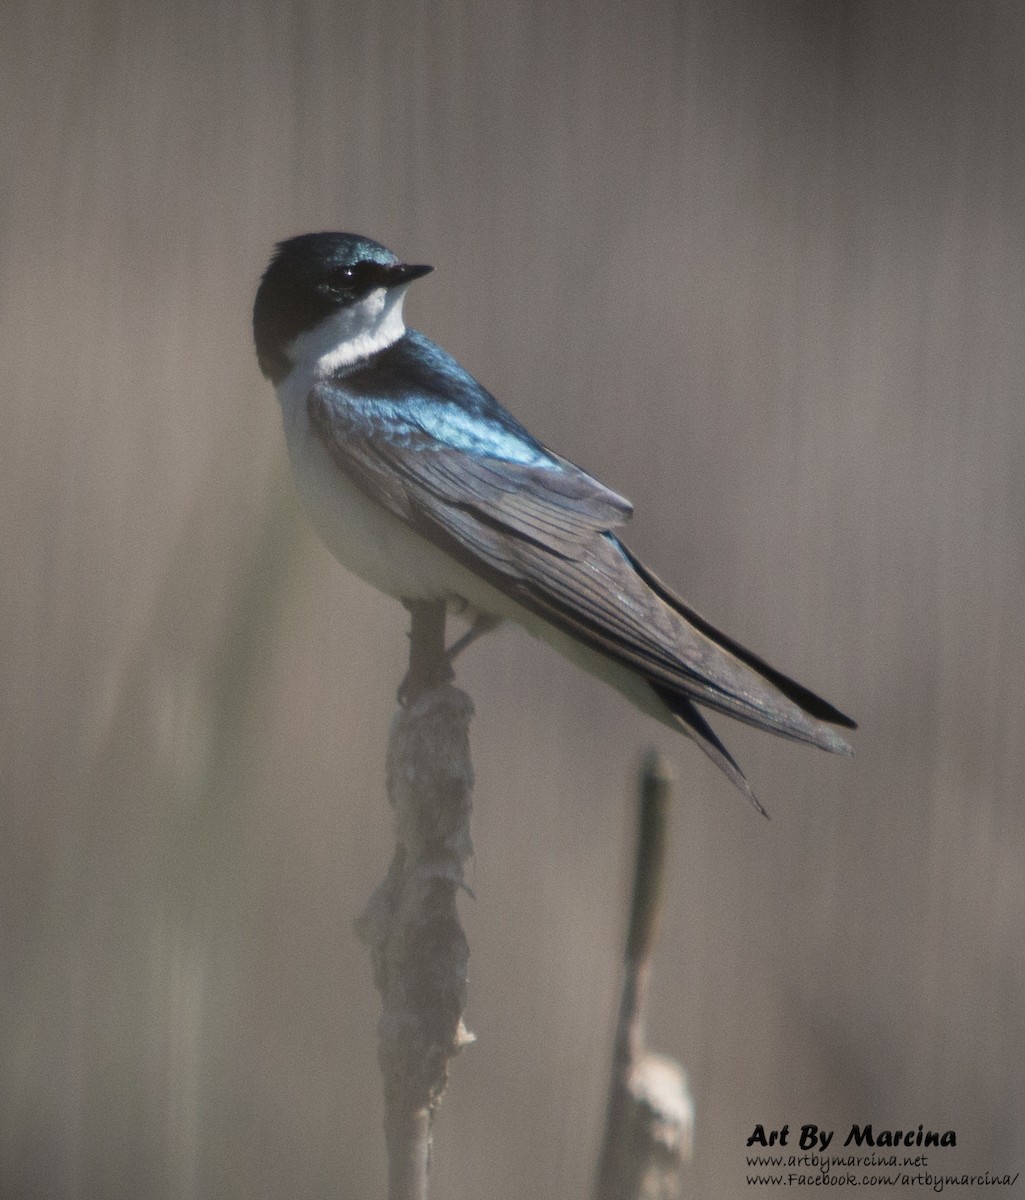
[308,380,853,754]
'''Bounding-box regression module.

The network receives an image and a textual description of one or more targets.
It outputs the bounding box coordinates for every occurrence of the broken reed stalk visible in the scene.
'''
[594,751,693,1200]
[355,599,475,1200]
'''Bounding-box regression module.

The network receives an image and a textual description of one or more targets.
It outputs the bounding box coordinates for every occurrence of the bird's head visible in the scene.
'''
[253,232,433,383]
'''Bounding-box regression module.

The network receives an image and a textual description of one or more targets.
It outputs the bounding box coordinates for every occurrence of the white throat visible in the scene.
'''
[286,285,409,378]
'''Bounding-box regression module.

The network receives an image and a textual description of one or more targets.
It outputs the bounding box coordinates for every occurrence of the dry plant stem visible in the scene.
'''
[595,752,677,1200]
[355,599,475,1200]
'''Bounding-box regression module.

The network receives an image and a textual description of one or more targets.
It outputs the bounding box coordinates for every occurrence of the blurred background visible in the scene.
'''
[3,1,1023,1196]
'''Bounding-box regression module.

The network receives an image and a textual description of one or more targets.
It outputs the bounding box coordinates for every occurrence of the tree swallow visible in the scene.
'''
[253,232,855,813]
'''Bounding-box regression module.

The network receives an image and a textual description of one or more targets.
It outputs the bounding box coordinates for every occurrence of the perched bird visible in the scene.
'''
[253,232,855,813]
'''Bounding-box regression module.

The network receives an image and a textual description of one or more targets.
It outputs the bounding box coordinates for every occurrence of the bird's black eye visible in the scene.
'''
[326,260,375,295]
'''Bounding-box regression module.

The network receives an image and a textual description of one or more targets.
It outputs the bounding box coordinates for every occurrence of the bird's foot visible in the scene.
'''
[442,613,501,667]
[396,611,501,706]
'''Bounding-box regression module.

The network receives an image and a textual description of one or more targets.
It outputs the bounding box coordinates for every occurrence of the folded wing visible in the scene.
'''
[308,376,855,808]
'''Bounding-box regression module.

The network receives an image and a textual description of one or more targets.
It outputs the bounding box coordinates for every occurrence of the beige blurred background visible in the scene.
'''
[3,1,1023,1196]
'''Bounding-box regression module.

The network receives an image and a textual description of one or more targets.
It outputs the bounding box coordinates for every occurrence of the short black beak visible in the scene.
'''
[381,262,434,286]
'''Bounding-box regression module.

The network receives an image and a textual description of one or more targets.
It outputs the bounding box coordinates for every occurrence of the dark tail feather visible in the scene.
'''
[623,547,857,731]
[658,686,769,818]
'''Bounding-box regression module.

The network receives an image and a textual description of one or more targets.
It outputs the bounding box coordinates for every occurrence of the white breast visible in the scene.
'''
[277,375,463,604]
[274,284,467,602]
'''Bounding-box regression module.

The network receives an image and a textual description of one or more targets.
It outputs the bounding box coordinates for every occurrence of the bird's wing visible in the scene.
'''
[308,378,854,766]
[308,374,633,553]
